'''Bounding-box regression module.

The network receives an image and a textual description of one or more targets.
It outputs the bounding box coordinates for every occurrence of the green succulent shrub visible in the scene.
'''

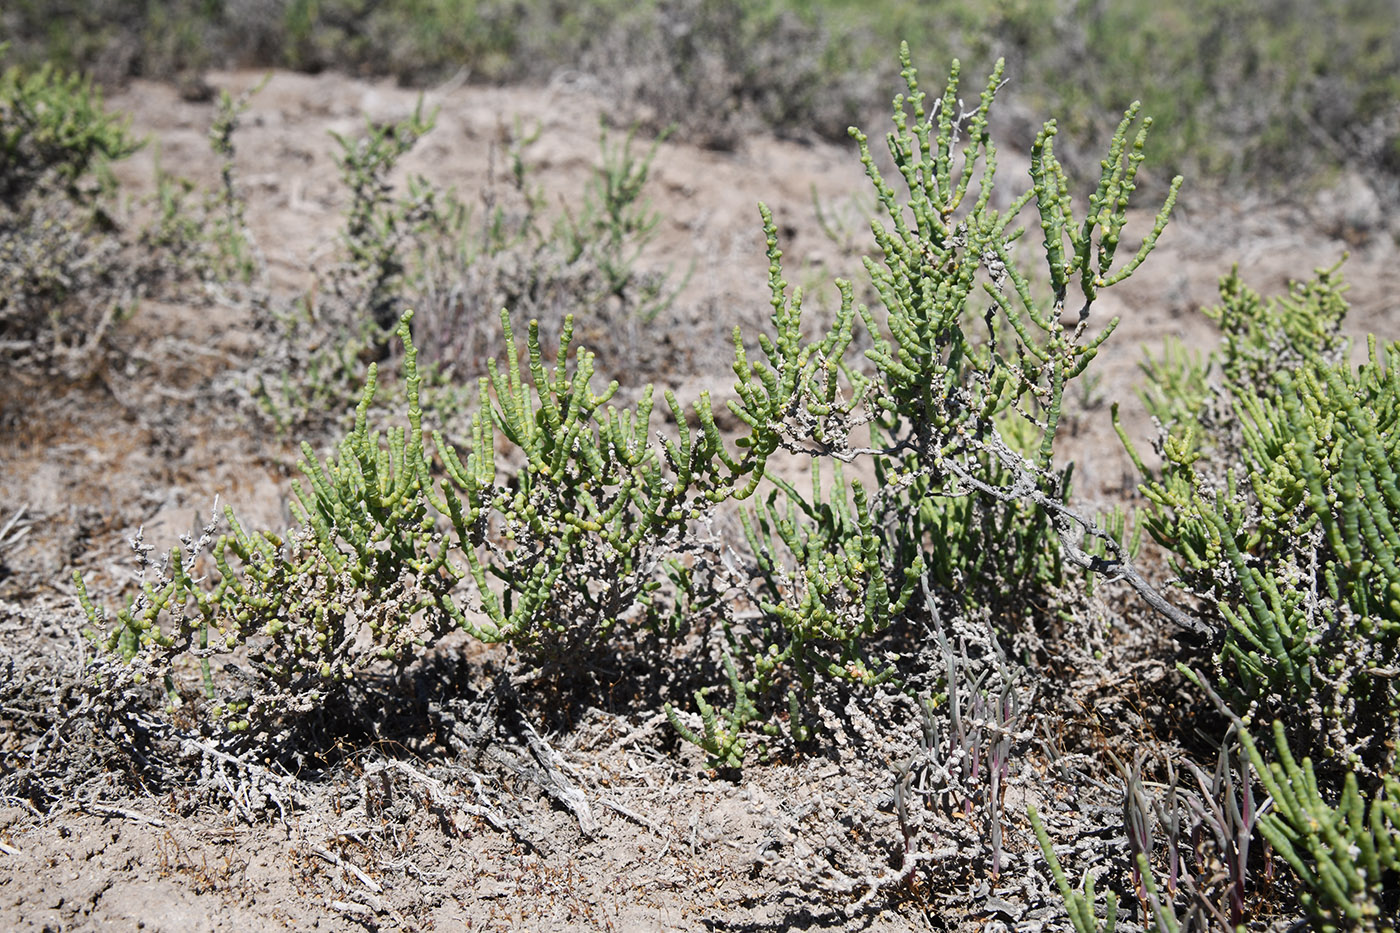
[77,305,769,736]
[1121,261,1400,933]
[665,46,1183,766]
[1033,713,1400,933]
[1174,678,1400,933]
[1242,719,1400,933]
[1122,265,1400,775]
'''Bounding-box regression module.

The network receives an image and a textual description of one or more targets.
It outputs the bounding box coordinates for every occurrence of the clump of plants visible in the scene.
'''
[1236,705,1398,931]
[254,101,687,437]
[78,41,1188,755]
[1122,263,1399,776]
[0,49,139,207]
[141,79,265,288]
[0,48,142,374]
[1102,263,1400,931]
[412,117,686,386]
[67,36,1400,933]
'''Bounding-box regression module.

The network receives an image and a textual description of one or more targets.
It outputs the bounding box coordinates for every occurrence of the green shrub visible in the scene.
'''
[1240,720,1400,933]
[665,46,1182,765]
[77,304,764,735]
[0,48,140,207]
[141,79,264,286]
[1123,265,1400,774]
[1180,679,1400,933]
[1122,255,1400,933]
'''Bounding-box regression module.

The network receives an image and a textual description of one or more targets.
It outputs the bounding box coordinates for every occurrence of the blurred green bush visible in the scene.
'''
[0,47,142,374]
[4,0,1397,199]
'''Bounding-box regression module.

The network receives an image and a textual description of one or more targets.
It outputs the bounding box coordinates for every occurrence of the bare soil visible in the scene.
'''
[1,69,1396,932]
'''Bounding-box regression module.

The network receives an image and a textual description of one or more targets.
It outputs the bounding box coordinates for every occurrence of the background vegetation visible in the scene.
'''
[3,0,1399,199]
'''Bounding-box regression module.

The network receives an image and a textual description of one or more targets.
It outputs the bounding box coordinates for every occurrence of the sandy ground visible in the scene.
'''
[1,69,1397,931]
